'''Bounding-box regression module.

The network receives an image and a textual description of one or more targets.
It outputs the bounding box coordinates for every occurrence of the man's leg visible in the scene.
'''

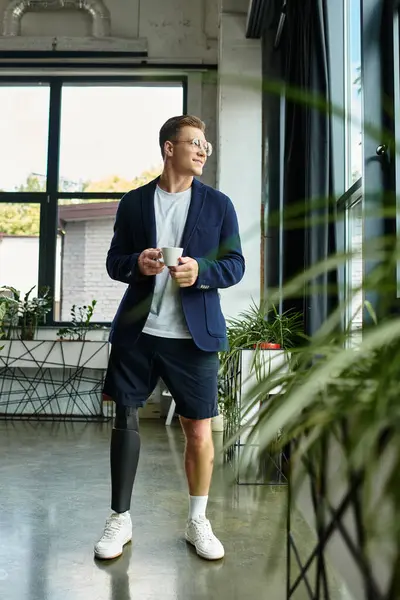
[180,416,224,560]
[95,336,155,560]
[180,415,214,501]
[157,339,224,560]
[94,405,140,560]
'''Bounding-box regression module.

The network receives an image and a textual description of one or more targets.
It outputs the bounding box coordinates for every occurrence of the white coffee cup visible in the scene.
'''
[161,247,183,267]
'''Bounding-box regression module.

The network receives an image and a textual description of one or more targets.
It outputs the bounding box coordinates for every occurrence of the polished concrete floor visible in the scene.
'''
[0,419,349,600]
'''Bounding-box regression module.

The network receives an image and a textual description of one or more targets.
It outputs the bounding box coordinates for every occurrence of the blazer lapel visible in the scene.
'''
[140,177,206,251]
[141,178,158,249]
[180,179,206,251]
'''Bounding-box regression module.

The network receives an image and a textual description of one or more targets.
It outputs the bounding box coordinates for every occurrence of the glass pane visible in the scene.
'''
[346,199,363,343]
[395,13,400,296]
[58,85,184,193]
[0,85,50,191]
[347,0,362,185]
[57,198,124,322]
[0,203,40,297]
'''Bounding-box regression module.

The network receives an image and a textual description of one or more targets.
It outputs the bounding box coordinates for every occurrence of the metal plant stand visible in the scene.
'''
[0,339,111,422]
[286,430,396,599]
[223,352,288,485]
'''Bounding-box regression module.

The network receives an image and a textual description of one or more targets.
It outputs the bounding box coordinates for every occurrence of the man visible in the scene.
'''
[95,115,245,561]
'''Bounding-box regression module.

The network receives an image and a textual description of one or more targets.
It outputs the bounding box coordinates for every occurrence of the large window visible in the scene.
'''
[343,0,363,331]
[345,0,362,187]
[58,85,182,192]
[0,85,50,192]
[394,7,400,297]
[0,203,41,298]
[0,78,185,324]
[344,185,363,343]
[0,86,48,310]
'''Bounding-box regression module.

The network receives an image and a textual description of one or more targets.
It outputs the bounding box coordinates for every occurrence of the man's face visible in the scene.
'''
[166,126,211,176]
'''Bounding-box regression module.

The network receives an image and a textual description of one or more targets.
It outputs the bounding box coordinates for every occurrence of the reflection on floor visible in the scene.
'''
[0,419,349,600]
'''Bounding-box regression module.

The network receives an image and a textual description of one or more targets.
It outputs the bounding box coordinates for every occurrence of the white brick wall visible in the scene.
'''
[61,218,127,322]
[61,221,86,316]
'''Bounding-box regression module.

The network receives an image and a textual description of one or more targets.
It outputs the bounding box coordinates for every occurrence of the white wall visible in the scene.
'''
[0,236,37,298]
[217,11,262,319]
[61,222,86,314]
[0,235,61,302]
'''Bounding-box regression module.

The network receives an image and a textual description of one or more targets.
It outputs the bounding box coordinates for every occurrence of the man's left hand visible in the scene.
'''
[169,256,199,288]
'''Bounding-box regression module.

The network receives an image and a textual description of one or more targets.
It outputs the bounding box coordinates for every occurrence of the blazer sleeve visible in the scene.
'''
[106,194,144,285]
[193,196,245,290]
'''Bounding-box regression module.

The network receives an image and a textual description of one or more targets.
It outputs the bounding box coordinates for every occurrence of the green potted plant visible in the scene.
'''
[220,301,303,438]
[225,301,304,353]
[19,286,52,340]
[57,300,99,341]
[0,287,19,340]
[0,286,51,341]
[0,293,109,420]
[0,290,18,350]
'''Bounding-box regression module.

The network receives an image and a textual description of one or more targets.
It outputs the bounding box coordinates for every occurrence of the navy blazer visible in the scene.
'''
[106,177,245,352]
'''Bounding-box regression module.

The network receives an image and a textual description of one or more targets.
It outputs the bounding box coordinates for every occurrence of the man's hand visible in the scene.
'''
[169,256,199,288]
[138,248,165,276]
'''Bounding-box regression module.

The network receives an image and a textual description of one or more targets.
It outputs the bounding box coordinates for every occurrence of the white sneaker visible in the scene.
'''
[185,516,225,560]
[94,512,132,560]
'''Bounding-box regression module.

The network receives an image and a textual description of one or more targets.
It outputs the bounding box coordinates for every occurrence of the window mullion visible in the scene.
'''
[39,79,62,321]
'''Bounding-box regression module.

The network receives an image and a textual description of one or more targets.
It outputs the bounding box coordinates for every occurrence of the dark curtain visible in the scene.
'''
[262,12,286,301]
[282,0,338,336]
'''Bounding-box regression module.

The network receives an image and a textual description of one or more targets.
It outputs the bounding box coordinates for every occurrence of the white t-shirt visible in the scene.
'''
[142,185,192,339]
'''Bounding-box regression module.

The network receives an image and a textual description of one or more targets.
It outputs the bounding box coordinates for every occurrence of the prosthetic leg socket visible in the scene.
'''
[110,406,141,514]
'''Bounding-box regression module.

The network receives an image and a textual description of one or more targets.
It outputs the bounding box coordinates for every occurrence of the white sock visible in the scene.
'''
[188,495,208,521]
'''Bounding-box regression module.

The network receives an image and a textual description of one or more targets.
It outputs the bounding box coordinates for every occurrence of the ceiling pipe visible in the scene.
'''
[2,0,111,37]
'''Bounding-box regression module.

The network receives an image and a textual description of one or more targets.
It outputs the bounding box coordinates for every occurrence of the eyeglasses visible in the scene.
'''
[173,138,213,157]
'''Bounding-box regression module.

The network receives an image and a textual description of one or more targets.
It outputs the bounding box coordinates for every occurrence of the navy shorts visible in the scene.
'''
[103,333,219,420]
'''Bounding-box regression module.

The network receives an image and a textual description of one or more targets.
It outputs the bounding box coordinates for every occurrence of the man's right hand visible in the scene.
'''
[137,248,165,276]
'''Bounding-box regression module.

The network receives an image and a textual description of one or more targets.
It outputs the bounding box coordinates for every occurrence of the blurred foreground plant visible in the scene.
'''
[233,234,400,596]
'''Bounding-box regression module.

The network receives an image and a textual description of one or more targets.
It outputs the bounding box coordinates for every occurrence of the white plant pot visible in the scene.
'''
[240,349,289,444]
[211,414,224,432]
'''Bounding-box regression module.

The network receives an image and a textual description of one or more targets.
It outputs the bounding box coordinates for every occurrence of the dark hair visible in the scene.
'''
[159,115,206,158]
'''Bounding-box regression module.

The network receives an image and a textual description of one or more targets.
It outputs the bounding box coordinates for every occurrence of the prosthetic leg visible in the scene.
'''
[94,405,140,559]
[110,405,141,513]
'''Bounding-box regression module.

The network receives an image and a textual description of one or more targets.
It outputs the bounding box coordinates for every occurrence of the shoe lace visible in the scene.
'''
[102,516,124,540]
[192,518,214,543]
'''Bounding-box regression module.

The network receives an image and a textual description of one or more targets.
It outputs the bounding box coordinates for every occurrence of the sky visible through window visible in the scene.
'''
[349,0,362,183]
[0,84,184,192]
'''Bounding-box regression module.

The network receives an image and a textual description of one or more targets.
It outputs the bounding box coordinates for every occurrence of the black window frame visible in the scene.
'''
[0,74,188,326]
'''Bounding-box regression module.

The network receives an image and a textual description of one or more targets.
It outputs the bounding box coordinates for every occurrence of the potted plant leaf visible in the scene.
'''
[218,301,303,481]
[20,286,52,340]
[0,286,51,341]
[0,289,19,350]
[220,301,303,433]
[57,300,99,341]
